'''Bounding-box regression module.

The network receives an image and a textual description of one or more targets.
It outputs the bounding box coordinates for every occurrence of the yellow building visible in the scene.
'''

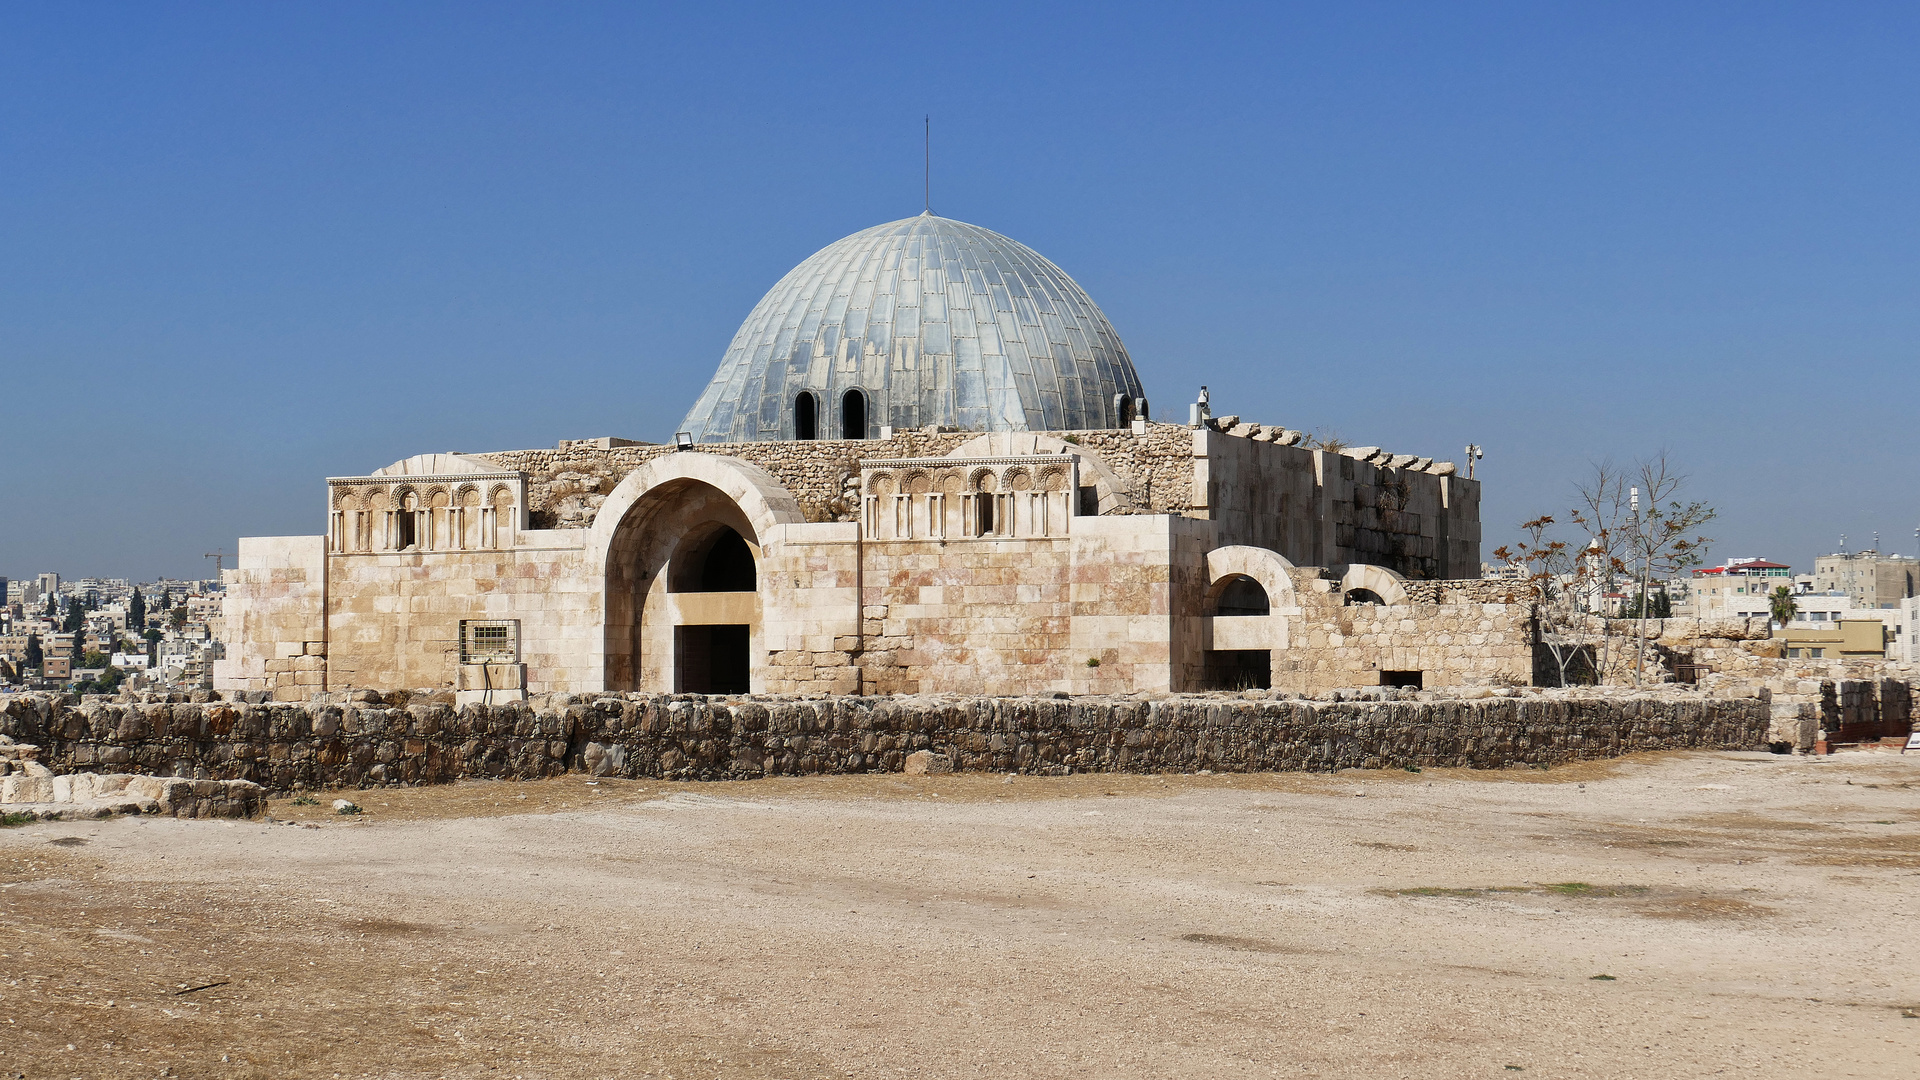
[1779,619,1886,660]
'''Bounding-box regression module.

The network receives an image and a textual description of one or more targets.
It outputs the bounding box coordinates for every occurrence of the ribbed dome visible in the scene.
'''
[679,212,1146,442]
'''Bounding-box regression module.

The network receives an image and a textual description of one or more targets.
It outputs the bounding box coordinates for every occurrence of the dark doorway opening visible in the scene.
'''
[795,392,817,440]
[1214,575,1270,616]
[675,624,750,694]
[396,512,416,549]
[842,389,867,439]
[976,495,996,535]
[669,525,757,593]
[698,528,756,591]
[1203,650,1271,690]
[1380,670,1424,689]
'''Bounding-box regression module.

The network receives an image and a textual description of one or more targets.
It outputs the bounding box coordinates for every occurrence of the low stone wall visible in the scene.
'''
[0,690,1768,789]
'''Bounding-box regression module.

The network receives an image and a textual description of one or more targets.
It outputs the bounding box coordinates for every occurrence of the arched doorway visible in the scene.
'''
[597,475,774,693]
[795,392,817,440]
[666,523,755,694]
[589,453,804,692]
[841,389,867,440]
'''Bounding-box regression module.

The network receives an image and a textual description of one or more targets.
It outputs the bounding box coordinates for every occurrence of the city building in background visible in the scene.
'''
[1811,549,1920,610]
[1687,558,1794,620]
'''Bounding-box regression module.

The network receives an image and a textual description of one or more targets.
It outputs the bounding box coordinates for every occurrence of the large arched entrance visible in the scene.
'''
[667,522,756,693]
[587,454,804,693]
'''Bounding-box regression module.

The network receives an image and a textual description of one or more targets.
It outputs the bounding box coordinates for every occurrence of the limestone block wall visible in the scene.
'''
[0,690,1769,789]
[1072,515,1214,695]
[1268,570,1534,693]
[322,534,597,696]
[213,536,327,697]
[758,522,863,696]
[1402,579,1539,605]
[1196,430,1481,579]
[854,536,1077,695]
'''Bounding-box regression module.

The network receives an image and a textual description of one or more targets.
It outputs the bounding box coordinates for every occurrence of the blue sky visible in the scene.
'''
[4,2,1918,581]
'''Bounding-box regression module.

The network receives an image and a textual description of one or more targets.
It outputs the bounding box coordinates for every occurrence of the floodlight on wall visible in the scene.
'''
[675,432,694,451]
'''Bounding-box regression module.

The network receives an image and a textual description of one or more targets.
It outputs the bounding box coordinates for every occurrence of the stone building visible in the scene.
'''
[218,213,1524,701]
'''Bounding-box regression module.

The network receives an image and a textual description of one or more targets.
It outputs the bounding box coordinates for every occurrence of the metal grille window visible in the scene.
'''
[459,620,518,663]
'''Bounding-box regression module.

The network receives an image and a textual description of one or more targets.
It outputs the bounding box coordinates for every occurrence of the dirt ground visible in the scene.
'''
[4,750,1917,1079]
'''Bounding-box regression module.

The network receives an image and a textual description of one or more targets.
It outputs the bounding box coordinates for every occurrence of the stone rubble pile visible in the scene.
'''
[0,733,266,822]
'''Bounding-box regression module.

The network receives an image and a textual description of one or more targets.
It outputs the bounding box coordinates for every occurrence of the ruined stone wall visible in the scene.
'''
[475,425,1469,572]
[477,424,1207,528]
[1402,579,1540,605]
[1053,426,1198,514]
[478,431,1015,528]
[0,689,1768,788]
[1269,571,1535,693]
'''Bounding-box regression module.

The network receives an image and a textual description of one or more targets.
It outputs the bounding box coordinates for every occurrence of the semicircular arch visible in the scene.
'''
[586,453,804,693]
[1204,546,1299,614]
[1340,563,1409,606]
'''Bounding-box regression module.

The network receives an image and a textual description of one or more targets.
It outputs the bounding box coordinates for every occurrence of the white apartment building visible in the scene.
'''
[1689,558,1794,620]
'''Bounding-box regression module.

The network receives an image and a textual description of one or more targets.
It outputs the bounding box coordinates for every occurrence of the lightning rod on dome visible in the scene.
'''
[924,115,931,215]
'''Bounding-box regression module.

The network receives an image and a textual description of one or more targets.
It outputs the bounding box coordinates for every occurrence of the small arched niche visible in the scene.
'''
[1345,588,1386,606]
[841,389,867,440]
[1214,575,1270,616]
[668,524,757,593]
[795,392,818,440]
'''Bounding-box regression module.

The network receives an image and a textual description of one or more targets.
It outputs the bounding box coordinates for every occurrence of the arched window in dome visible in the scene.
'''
[794,392,817,440]
[841,389,867,440]
[1117,394,1135,426]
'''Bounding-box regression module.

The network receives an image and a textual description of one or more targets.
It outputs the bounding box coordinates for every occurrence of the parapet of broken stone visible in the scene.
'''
[0,687,1771,787]
[1191,421,1457,474]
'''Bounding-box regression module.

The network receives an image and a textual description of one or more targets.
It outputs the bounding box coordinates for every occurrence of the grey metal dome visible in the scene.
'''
[679,212,1146,442]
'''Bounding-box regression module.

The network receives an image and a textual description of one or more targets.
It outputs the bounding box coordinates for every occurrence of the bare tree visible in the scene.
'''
[1505,453,1716,686]
[1494,516,1587,686]
[1618,452,1716,682]
[1566,460,1634,682]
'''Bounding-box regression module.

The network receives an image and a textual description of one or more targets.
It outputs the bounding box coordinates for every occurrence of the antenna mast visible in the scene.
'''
[924,115,930,214]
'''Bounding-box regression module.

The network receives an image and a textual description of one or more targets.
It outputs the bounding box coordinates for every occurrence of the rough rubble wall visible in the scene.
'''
[476,423,1325,530]
[0,691,1767,788]
[1401,579,1540,605]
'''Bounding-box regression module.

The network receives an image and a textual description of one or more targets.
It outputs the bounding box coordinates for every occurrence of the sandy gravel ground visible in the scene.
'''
[3,749,1917,1079]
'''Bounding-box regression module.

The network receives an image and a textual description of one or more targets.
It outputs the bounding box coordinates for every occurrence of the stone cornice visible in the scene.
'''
[859,454,1076,470]
[326,473,524,485]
